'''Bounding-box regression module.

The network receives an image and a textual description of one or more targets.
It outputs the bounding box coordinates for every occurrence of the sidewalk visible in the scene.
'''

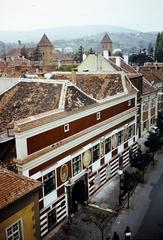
[47,149,163,240]
[107,149,163,240]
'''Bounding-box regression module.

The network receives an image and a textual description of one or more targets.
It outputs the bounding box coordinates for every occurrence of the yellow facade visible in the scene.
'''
[0,202,36,240]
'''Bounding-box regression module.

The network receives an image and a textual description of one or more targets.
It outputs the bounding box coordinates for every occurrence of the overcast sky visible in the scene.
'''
[1,0,162,32]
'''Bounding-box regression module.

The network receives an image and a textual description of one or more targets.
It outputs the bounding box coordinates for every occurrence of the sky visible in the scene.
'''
[0,0,163,32]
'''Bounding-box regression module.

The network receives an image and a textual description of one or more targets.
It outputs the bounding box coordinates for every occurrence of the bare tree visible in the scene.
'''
[82,206,116,240]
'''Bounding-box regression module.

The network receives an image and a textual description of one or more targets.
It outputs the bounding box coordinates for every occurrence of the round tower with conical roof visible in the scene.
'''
[37,34,54,64]
[100,33,112,58]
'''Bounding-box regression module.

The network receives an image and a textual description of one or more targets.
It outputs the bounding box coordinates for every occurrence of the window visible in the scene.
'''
[151,99,156,108]
[64,124,69,132]
[151,117,155,125]
[128,124,135,139]
[105,137,111,154]
[72,155,82,176]
[6,219,23,240]
[143,120,149,131]
[43,170,56,196]
[92,144,100,162]
[48,209,56,230]
[143,102,148,112]
[96,112,101,120]
[117,130,124,145]
[128,100,131,106]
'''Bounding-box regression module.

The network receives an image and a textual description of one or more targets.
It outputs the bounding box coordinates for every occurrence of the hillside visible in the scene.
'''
[0,25,158,56]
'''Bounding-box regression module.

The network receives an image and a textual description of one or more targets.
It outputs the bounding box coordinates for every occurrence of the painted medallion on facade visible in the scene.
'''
[83,150,92,168]
[112,134,118,149]
[60,164,69,183]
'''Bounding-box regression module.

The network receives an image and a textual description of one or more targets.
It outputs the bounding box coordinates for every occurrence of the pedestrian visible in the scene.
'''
[112,231,120,240]
[124,226,131,240]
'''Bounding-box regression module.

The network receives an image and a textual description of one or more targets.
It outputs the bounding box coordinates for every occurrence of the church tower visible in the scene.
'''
[37,34,54,64]
[100,33,112,58]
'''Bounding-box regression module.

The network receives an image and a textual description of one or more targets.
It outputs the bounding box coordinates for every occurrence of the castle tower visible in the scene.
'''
[37,34,54,64]
[100,33,112,58]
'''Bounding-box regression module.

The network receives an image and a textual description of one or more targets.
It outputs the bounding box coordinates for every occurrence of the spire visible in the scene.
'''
[38,34,53,47]
[100,33,112,43]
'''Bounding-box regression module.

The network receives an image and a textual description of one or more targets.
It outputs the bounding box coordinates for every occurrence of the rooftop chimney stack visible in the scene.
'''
[103,50,109,60]
[116,57,121,67]
[71,71,77,85]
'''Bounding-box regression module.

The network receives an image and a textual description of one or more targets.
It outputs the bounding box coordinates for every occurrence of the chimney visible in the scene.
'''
[124,55,129,64]
[71,71,77,85]
[116,56,121,67]
[103,50,109,60]
[83,53,87,61]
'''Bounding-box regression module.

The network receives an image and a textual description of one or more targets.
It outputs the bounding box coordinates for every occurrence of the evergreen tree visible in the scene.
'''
[89,48,95,54]
[155,32,163,62]
[31,46,42,61]
[148,42,153,56]
[74,45,84,63]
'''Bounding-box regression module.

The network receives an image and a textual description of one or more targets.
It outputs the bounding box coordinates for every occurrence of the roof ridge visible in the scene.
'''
[38,33,53,46]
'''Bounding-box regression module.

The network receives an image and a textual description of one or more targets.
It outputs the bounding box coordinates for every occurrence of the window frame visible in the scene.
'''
[48,208,57,230]
[72,154,82,176]
[5,219,23,240]
[43,170,56,196]
[92,144,100,162]
[117,130,124,146]
[128,124,135,139]
[64,124,69,132]
[96,112,101,120]
[105,137,111,154]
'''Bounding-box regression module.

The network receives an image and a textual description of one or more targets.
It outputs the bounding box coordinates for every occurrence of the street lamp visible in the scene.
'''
[118,170,123,206]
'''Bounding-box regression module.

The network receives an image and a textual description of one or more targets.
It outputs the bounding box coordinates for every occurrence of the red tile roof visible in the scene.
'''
[101,33,112,43]
[0,81,62,132]
[76,74,124,100]
[65,86,95,111]
[0,166,41,209]
[5,48,21,58]
[109,57,137,74]
[38,34,53,47]
[5,48,34,59]
[153,71,163,81]
[139,70,162,84]
[54,51,75,61]
[51,72,135,100]
[142,78,157,95]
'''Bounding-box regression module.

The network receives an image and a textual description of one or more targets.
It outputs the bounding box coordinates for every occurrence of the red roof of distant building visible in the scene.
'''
[38,34,53,47]
[101,33,112,43]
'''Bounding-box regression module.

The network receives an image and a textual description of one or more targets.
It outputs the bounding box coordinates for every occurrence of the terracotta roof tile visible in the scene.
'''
[38,34,53,47]
[65,86,95,111]
[0,81,62,132]
[76,74,125,100]
[153,71,163,81]
[109,57,137,74]
[142,78,157,95]
[54,51,75,61]
[50,72,136,100]
[0,166,41,209]
[101,33,112,43]
[107,59,123,71]
[139,70,161,84]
